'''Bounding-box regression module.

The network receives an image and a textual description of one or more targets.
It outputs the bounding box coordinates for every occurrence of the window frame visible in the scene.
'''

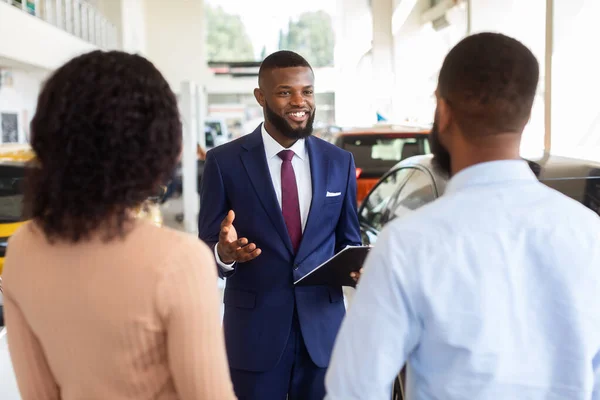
[384,165,440,224]
[358,166,414,232]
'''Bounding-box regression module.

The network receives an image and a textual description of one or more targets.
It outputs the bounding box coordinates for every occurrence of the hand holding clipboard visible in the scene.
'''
[293,245,371,288]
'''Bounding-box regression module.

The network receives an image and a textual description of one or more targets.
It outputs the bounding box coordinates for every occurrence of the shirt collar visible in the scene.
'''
[261,123,306,161]
[445,159,537,195]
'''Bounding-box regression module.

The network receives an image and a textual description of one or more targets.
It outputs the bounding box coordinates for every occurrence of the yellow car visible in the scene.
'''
[0,146,32,275]
[0,145,164,275]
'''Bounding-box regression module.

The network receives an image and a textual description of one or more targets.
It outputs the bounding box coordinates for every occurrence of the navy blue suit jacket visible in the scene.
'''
[198,126,361,372]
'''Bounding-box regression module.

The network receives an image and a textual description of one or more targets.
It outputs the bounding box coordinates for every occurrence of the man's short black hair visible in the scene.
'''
[258,50,313,85]
[438,32,540,137]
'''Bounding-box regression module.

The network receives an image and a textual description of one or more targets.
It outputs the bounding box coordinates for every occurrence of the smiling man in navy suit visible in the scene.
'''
[198,51,361,400]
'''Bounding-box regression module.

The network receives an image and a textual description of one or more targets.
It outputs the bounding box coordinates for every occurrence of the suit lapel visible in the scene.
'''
[295,136,329,262]
[241,128,294,256]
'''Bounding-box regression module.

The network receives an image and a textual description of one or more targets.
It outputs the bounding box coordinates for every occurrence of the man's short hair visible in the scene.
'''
[258,50,313,85]
[438,32,540,137]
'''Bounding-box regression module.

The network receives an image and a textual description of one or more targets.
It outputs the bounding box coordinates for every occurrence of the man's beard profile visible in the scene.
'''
[265,102,315,140]
[429,112,452,178]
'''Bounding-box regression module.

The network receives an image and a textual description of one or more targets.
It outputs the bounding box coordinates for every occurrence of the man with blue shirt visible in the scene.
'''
[325,32,600,399]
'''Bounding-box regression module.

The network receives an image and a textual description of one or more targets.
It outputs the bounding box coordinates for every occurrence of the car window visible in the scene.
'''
[206,122,222,136]
[359,168,413,231]
[583,170,600,216]
[0,165,25,223]
[341,135,429,178]
[423,137,431,154]
[388,168,437,222]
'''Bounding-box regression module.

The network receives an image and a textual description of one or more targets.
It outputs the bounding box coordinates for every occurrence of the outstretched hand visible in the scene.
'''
[217,210,262,264]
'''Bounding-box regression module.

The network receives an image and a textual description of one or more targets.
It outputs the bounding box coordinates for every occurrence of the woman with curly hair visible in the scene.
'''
[1,50,236,400]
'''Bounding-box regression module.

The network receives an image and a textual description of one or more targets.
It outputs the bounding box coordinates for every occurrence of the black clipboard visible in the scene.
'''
[294,245,371,288]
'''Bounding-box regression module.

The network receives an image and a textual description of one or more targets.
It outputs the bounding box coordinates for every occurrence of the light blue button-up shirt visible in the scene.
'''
[326,160,600,400]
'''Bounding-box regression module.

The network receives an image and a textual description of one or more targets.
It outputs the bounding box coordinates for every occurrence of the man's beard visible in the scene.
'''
[429,112,452,177]
[265,102,315,140]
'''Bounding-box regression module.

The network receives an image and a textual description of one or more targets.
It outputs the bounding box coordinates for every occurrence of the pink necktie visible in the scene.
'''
[278,150,302,253]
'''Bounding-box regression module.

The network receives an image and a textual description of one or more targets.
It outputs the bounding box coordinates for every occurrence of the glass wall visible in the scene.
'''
[392,1,468,126]
[392,0,548,158]
[552,0,600,162]
[470,0,546,159]
[400,0,600,161]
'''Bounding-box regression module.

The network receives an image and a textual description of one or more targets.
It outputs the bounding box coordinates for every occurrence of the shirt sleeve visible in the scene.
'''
[325,224,423,400]
[214,243,235,272]
[156,238,236,400]
[4,293,60,400]
[593,351,600,400]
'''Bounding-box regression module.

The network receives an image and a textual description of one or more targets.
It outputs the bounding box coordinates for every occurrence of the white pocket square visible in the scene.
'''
[326,191,341,197]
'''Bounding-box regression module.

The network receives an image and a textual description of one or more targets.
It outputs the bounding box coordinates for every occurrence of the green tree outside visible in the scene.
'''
[205,5,255,62]
[279,11,335,67]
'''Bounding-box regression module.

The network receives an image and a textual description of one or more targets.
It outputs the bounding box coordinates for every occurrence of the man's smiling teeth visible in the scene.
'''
[290,112,306,117]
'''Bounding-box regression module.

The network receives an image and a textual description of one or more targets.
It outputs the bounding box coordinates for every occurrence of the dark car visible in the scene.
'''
[332,126,431,204]
[358,154,600,399]
[163,144,207,204]
[168,159,205,198]
[359,154,600,245]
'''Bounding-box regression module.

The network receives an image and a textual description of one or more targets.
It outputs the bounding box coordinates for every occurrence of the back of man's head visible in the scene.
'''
[258,50,312,86]
[437,32,539,138]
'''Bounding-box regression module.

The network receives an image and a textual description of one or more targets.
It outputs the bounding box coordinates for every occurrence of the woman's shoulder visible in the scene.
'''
[6,221,38,248]
[137,224,216,288]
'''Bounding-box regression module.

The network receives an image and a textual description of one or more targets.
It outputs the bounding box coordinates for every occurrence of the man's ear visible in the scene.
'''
[253,88,265,107]
[437,96,453,136]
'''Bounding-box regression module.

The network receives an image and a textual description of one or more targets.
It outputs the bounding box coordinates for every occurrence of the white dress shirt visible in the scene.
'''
[325,160,600,399]
[216,124,312,270]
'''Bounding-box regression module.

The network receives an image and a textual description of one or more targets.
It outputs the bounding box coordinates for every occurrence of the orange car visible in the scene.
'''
[333,126,431,204]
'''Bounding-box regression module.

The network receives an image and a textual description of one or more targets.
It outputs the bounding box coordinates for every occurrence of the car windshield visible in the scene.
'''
[340,134,430,177]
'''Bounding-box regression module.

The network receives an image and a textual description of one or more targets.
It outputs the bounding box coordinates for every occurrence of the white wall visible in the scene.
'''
[0,2,98,71]
[144,0,208,93]
[0,68,47,144]
[96,0,148,53]
[95,0,124,49]
[97,0,207,92]
[122,0,147,54]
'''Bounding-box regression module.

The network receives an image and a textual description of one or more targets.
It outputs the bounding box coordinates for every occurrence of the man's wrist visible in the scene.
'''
[216,243,235,264]
[215,243,236,270]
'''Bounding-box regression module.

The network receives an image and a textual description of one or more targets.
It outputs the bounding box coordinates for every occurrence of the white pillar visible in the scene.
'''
[371,0,395,121]
[144,0,208,93]
[197,86,206,156]
[334,0,373,127]
[121,0,146,54]
[180,81,200,234]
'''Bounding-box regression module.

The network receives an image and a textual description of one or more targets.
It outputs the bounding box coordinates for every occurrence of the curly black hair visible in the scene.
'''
[24,50,182,242]
[437,32,540,137]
